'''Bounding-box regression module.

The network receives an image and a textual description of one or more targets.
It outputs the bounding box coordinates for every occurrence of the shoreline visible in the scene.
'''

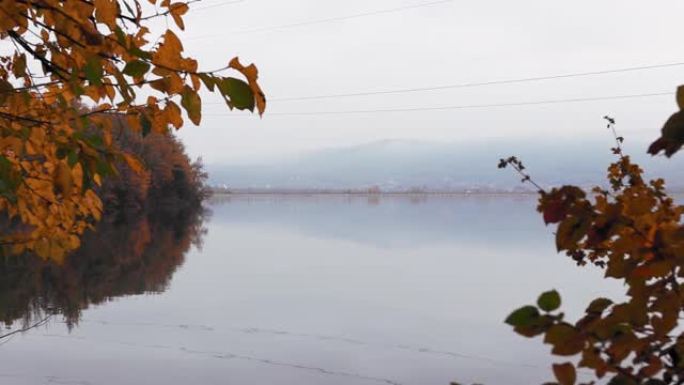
[208,189,684,198]
[209,190,540,197]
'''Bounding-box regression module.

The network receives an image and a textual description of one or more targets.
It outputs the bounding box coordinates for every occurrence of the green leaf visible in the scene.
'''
[129,46,152,60]
[122,60,150,78]
[218,77,254,111]
[113,69,135,103]
[513,315,552,338]
[198,73,216,92]
[95,159,113,177]
[0,155,12,175]
[76,132,103,150]
[114,26,127,46]
[537,290,561,312]
[607,375,638,385]
[140,114,152,137]
[81,161,91,193]
[0,79,13,105]
[648,110,684,157]
[84,56,103,86]
[67,149,79,167]
[181,87,202,125]
[505,306,539,327]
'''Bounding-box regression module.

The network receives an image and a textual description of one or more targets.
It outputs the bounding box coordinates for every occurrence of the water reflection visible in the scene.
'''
[0,207,207,329]
[0,195,623,385]
[209,193,544,248]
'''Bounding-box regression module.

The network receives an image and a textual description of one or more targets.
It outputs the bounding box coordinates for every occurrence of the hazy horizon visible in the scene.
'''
[204,137,684,191]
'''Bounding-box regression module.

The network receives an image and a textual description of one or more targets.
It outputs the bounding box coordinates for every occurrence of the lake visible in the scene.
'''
[0,195,624,385]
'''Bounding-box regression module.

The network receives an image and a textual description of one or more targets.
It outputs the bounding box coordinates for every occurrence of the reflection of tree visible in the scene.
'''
[0,123,209,330]
[0,206,207,329]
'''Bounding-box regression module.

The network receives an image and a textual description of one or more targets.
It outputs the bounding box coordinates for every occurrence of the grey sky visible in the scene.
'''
[170,1,684,163]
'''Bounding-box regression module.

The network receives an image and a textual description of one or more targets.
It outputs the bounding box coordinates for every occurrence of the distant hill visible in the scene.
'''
[206,139,684,192]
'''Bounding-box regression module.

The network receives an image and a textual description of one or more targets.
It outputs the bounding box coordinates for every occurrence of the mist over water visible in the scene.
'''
[0,196,623,385]
[207,139,684,192]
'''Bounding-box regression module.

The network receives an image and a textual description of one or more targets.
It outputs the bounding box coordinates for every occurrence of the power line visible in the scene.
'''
[204,91,673,117]
[202,61,684,105]
[264,62,684,102]
[187,0,453,39]
[189,0,246,13]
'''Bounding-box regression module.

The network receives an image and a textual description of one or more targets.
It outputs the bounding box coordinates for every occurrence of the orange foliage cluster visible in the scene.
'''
[0,103,208,330]
[0,0,264,262]
[0,112,208,328]
[498,113,684,385]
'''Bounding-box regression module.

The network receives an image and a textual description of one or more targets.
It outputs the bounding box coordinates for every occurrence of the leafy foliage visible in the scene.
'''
[0,118,208,329]
[100,114,210,217]
[500,111,684,384]
[0,0,265,262]
[649,86,684,157]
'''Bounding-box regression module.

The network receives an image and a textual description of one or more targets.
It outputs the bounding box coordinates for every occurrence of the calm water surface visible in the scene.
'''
[0,195,624,385]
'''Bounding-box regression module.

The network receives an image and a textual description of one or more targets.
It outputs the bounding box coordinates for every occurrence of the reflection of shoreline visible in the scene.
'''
[0,206,208,329]
[210,187,684,197]
[209,191,684,206]
[208,191,538,205]
[209,191,539,202]
[207,193,545,251]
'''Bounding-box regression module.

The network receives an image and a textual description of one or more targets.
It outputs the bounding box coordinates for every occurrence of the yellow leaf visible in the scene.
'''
[0,136,23,155]
[164,101,183,129]
[34,238,50,259]
[170,2,189,16]
[123,152,145,174]
[153,30,183,68]
[169,3,188,30]
[54,162,73,198]
[93,0,118,27]
[68,234,81,250]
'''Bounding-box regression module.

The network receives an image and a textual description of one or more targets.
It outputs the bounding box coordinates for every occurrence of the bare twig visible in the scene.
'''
[497,156,545,193]
[0,315,52,341]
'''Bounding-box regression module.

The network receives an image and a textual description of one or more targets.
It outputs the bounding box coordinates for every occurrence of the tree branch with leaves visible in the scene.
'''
[498,94,684,384]
[0,0,266,262]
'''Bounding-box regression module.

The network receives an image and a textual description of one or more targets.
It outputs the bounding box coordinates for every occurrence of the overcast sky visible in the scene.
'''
[164,0,684,164]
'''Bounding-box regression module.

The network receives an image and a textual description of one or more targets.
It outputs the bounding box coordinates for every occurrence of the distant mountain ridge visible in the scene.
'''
[207,139,684,192]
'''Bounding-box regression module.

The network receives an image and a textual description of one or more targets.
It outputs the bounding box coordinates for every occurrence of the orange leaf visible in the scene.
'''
[164,101,183,129]
[93,0,118,27]
[122,153,145,174]
[552,362,576,385]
